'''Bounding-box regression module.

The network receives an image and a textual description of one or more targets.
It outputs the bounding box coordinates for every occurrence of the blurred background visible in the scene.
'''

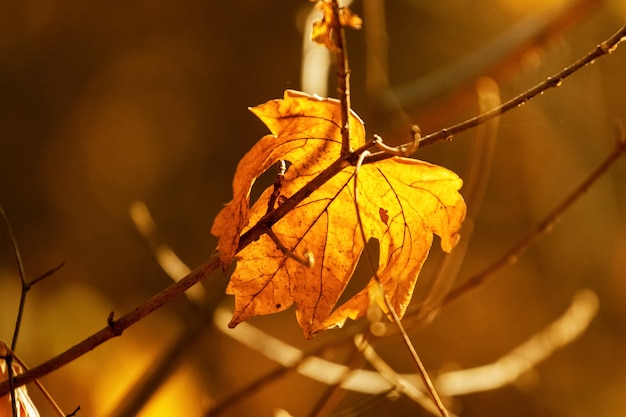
[1,0,625,416]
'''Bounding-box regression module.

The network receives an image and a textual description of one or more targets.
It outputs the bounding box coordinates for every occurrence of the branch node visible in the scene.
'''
[107,312,122,336]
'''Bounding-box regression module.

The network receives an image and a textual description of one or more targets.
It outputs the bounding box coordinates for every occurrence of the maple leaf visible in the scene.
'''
[211,90,466,338]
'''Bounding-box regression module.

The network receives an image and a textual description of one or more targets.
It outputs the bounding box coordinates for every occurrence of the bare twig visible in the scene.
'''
[444,122,626,305]
[383,0,603,113]
[352,151,449,416]
[355,334,456,416]
[330,0,353,158]
[416,77,501,324]
[212,290,598,399]
[437,289,599,396]
[0,254,221,396]
[383,293,450,417]
[1,206,67,416]
[412,25,626,149]
[0,205,27,352]
[306,342,363,417]
[1,205,65,352]
[1,342,43,417]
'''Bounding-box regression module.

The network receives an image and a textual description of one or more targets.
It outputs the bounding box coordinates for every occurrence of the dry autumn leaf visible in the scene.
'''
[211,90,466,338]
[0,341,40,417]
[311,0,362,51]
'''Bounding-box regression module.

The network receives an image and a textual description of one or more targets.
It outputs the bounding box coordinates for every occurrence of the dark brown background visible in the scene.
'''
[1,0,625,416]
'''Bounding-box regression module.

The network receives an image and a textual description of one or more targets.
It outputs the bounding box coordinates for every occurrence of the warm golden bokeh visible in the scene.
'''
[1,1,625,416]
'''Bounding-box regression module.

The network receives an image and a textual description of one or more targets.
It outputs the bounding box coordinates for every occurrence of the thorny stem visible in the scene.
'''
[2,23,626,397]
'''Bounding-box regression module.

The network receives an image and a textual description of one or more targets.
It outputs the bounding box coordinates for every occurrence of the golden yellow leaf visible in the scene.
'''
[0,341,40,417]
[211,90,466,338]
[311,1,362,51]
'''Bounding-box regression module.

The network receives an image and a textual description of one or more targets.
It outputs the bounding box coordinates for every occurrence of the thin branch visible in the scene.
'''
[383,292,449,417]
[355,334,455,417]
[437,289,599,396]
[1,353,19,417]
[416,77,501,324]
[444,123,626,305]
[352,151,449,417]
[212,289,597,398]
[330,0,353,158]
[414,25,626,149]
[383,0,603,113]
[28,263,65,287]
[306,342,363,417]
[0,253,221,396]
[0,205,28,353]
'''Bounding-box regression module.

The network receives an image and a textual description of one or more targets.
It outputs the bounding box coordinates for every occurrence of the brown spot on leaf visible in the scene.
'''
[379,207,389,225]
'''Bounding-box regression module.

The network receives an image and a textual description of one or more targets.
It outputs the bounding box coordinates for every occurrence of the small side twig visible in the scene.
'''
[0,205,65,352]
[267,228,314,267]
[0,204,27,353]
